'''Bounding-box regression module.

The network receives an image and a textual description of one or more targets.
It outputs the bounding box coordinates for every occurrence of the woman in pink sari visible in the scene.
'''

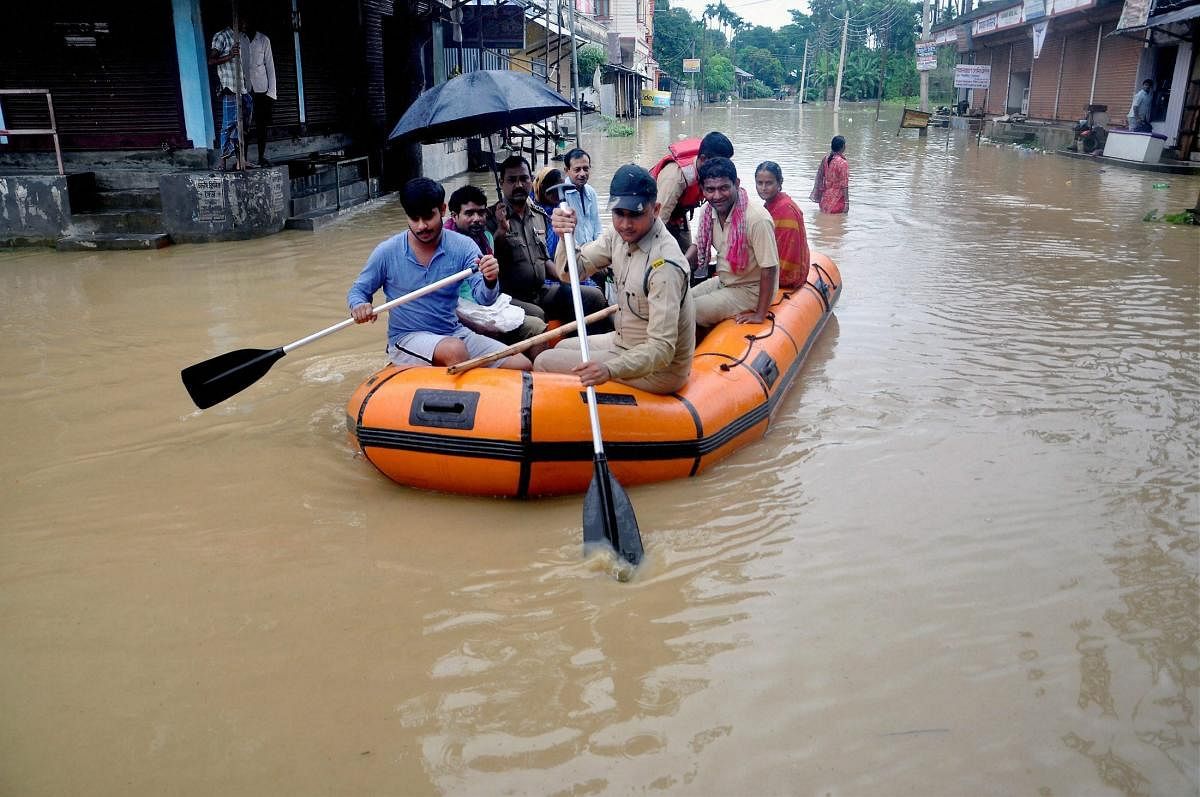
[810,135,849,214]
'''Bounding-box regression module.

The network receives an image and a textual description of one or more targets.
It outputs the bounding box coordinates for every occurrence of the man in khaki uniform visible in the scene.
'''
[490,155,608,327]
[535,164,695,395]
[685,157,779,328]
[655,131,734,253]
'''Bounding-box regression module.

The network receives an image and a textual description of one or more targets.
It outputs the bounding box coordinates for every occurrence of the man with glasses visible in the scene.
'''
[490,156,609,328]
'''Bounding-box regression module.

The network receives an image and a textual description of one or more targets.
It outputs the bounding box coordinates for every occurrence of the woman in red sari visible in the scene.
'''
[755,161,810,289]
[810,135,849,214]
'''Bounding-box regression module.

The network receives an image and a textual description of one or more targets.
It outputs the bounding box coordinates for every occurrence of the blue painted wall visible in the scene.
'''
[172,0,215,150]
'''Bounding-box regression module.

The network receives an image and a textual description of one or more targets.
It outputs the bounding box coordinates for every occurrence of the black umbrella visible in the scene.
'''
[387,70,576,143]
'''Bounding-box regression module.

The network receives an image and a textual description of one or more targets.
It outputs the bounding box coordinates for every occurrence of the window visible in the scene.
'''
[595,0,610,18]
[637,0,644,22]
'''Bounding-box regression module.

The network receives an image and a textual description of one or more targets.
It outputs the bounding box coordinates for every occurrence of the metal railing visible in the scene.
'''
[0,89,64,175]
[334,155,372,210]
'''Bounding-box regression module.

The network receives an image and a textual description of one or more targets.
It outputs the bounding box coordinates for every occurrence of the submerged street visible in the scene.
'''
[2,102,1198,795]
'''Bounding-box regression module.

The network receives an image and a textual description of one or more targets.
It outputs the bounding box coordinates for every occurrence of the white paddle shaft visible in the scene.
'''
[282,267,475,354]
[557,199,606,457]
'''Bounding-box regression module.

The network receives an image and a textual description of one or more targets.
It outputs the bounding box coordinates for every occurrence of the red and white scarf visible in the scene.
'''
[695,186,750,275]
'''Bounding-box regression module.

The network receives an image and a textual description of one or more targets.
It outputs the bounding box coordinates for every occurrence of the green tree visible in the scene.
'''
[738,47,785,88]
[652,8,703,79]
[704,54,735,99]
[577,44,605,85]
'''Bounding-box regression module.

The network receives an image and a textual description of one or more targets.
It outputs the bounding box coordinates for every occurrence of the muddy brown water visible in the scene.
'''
[2,103,1197,796]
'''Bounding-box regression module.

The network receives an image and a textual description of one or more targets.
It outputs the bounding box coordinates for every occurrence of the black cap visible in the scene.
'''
[608,164,657,212]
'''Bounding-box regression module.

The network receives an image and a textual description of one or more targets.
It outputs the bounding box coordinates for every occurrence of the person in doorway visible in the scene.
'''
[446,184,548,350]
[810,135,849,214]
[651,131,734,252]
[562,148,602,244]
[754,161,811,289]
[1130,79,1154,133]
[685,157,779,328]
[535,164,695,394]
[490,155,609,329]
[208,17,252,171]
[348,178,532,371]
[243,14,277,167]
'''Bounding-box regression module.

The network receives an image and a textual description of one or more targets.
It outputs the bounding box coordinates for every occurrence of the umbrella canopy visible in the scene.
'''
[388,70,576,143]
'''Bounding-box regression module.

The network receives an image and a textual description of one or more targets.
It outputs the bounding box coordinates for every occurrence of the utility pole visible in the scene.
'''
[833,8,848,113]
[565,0,583,139]
[919,0,931,112]
[875,23,888,121]
[798,38,809,105]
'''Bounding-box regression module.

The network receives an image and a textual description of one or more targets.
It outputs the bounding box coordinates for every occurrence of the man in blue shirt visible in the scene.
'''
[348,178,532,370]
[562,148,602,244]
[1130,79,1154,133]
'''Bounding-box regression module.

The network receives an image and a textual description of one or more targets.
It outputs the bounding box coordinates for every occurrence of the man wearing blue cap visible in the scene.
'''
[534,164,695,394]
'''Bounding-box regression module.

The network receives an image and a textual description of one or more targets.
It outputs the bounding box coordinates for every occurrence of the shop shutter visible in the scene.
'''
[0,3,186,150]
[1029,34,1064,119]
[1092,28,1143,116]
[988,45,1011,114]
[1058,27,1098,121]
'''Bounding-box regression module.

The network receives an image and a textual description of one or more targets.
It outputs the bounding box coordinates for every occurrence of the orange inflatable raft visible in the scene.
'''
[346,255,841,497]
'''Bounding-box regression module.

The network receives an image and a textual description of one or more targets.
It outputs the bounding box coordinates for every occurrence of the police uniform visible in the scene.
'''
[491,201,608,325]
[655,159,697,252]
[535,167,695,395]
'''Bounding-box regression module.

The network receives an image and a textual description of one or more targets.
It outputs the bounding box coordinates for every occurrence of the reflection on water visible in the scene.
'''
[0,101,1197,795]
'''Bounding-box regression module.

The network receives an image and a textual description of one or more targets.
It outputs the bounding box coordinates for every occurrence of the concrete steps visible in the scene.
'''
[57,233,171,251]
[61,172,171,249]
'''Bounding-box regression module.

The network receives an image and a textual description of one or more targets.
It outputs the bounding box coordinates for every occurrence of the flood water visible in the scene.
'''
[2,102,1198,796]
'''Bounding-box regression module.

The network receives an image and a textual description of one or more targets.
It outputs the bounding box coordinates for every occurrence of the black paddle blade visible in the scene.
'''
[181,347,286,409]
[583,455,643,567]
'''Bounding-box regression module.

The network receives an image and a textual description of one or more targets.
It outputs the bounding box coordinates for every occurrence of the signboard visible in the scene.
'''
[641,89,672,108]
[996,5,1023,29]
[954,64,992,89]
[916,43,937,71]
[972,14,997,35]
[441,6,525,49]
[1049,0,1094,14]
[1115,0,1150,29]
[682,58,701,73]
[1023,0,1047,21]
[934,27,958,45]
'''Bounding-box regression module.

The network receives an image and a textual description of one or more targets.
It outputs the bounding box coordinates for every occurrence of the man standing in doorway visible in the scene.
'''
[1130,79,1154,133]
[243,14,277,167]
[208,17,252,170]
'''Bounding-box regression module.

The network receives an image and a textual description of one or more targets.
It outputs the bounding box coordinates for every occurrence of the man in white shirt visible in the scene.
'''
[243,16,277,167]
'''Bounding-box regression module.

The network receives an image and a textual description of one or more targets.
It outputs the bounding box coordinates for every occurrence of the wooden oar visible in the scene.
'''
[181,266,475,410]
[445,305,618,374]
[551,189,643,569]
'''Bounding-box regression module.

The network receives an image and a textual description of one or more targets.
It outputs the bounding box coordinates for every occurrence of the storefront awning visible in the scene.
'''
[1114,0,1200,31]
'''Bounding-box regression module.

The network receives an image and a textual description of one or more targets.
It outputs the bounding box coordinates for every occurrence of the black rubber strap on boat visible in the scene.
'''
[812,262,838,291]
[719,312,777,372]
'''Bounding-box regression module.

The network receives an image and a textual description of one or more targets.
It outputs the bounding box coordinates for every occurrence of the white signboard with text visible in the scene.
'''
[916,43,937,71]
[954,64,992,90]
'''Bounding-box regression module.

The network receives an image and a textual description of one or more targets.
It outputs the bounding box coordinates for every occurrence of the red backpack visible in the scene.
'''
[649,138,703,221]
